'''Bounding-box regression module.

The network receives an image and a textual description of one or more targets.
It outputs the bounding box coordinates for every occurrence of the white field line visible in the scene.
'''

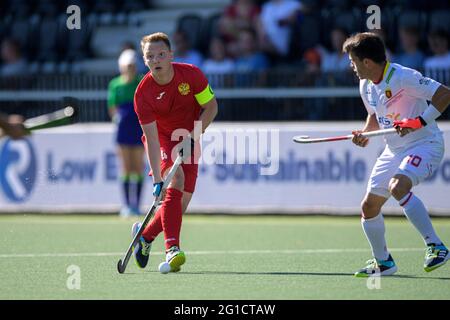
[0,247,424,259]
[0,219,352,225]
[1,219,430,227]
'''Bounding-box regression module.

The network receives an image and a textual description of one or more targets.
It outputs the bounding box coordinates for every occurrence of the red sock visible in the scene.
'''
[161,188,183,250]
[142,209,163,242]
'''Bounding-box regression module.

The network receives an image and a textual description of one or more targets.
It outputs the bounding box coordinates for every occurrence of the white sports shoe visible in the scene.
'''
[165,246,185,272]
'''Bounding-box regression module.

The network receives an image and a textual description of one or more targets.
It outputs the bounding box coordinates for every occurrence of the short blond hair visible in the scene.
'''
[140,32,171,52]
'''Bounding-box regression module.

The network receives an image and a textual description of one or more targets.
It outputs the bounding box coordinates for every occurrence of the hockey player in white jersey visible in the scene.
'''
[342,32,450,277]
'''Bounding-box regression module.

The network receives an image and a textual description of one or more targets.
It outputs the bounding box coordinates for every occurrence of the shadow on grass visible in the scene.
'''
[390,274,450,280]
[118,270,353,277]
[182,270,353,277]
[117,267,450,280]
[179,270,450,280]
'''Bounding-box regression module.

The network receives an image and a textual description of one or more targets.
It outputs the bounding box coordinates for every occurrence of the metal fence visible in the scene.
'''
[0,68,448,122]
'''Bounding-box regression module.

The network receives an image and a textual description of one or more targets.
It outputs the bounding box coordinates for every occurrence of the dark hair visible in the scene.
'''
[342,32,387,64]
[2,38,22,53]
[399,26,419,36]
[332,26,349,38]
[428,29,449,42]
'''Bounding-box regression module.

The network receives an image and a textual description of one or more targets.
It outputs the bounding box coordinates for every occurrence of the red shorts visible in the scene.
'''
[143,135,200,194]
[161,161,198,193]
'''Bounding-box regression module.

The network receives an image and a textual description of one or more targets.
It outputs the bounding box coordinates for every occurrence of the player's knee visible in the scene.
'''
[388,176,411,201]
[361,199,381,219]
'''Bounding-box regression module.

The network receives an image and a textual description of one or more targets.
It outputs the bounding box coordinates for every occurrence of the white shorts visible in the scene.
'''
[367,136,445,198]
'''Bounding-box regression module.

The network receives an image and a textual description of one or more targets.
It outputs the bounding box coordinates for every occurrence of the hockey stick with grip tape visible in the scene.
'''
[117,154,184,274]
[293,128,397,144]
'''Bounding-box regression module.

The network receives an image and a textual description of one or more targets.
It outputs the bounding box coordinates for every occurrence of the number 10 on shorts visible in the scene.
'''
[407,155,422,167]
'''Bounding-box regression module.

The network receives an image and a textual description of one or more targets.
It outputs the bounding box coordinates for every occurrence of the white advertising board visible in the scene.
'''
[0,122,449,215]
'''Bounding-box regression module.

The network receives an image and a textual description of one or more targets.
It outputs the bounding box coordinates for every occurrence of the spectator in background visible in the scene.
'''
[424,29,450,79]
[0,38,27,77]
[107,49,145,217]
[257,0,302,58]
[393,26,425,70]
[202,37,235,88]
[218,0,261,57]
[235,28,269,72]
[318,27,351,73]
[300,27,350,80]
[172,30,203,67]
[121,41,147,74]
[234,28,269,86]
[302,47,321,75]
[302,28,351,120]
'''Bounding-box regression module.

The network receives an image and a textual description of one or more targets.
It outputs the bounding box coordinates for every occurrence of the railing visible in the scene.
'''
[0,69,358,90]
[0,68,448,122]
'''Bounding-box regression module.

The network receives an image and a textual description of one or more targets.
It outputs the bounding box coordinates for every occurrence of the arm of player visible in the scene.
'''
[0,113,29,140]
[352,113,379,147]
[141,121,164,196]
[107,80,119,123]
[394,83,450,136]
[353,79,380,146]
[192,97,218,138]
[180,97,218,160]
[179,66,218,157]
[108,106,119,123]
[430,84,450,114]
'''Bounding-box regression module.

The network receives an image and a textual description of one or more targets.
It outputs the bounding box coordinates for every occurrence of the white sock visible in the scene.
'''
[399,192,441,246]
[361,214,390,261]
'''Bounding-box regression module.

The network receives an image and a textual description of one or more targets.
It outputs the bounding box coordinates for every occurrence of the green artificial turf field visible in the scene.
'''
[0,214,449,300]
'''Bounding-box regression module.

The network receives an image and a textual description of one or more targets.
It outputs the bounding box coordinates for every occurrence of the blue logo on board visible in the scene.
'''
[0,139,37,202]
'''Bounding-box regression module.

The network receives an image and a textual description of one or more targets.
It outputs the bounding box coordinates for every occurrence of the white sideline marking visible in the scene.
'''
[0,247,424,259]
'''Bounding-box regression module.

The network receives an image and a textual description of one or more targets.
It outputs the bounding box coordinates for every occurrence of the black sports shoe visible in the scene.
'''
[131,222,152,268]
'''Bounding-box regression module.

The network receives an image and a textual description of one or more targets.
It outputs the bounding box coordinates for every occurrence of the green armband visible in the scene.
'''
[194,84,214,105]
